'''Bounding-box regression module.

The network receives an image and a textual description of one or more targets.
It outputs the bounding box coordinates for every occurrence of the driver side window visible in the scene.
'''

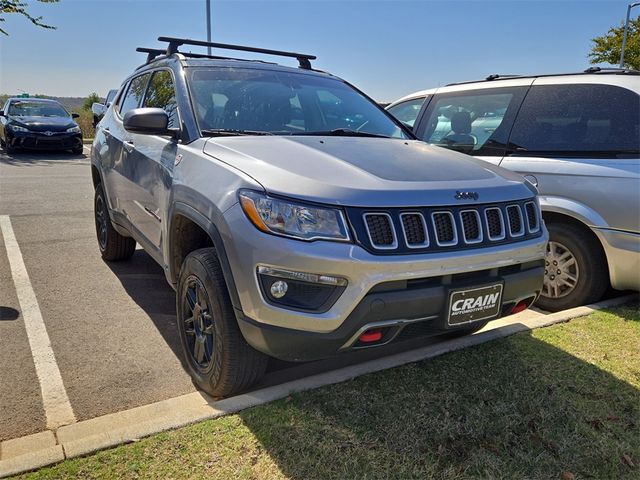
[419,88,525,156]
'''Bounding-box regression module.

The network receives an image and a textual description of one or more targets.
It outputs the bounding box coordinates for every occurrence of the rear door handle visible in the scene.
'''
[123,140,135,153]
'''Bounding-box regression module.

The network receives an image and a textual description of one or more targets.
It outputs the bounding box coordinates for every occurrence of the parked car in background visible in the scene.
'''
[91,36,547,396]
[91,89,118,127]
[0,97,83,154]
[387,68,640,311]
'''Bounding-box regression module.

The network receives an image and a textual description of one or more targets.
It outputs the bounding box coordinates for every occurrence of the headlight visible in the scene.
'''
[9,124,29,132]
[239,190,350,242]
[66,126,81,133]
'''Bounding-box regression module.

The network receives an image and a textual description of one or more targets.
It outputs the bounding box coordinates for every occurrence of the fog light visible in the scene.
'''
[257,266,347,313]
[270,280,288,299]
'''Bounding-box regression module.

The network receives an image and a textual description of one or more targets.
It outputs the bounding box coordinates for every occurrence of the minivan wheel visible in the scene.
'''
[94,183,136,261]
[177,248,267,397]
[535,222,608,312]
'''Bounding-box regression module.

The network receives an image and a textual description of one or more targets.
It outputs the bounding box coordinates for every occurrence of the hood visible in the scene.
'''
[203,136,535,207]
[11,115,76,132]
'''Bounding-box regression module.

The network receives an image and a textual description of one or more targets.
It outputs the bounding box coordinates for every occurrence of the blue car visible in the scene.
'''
[0,97,83,154]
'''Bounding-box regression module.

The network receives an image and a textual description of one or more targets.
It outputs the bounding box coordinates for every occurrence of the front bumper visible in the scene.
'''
[223,203,547,359]
[7,130,82,151]
[237,260,544,361]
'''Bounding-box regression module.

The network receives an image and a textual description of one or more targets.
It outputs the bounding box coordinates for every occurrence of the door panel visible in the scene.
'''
[503,83,640,232]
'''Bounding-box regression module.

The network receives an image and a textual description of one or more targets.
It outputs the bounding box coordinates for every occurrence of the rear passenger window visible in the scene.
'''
[119,74,150,117]
[419,88,526,156]
[509,84,640,157]
[144,70,179,129]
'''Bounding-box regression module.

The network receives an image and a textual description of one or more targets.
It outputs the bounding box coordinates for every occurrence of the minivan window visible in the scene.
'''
[144,70,179,129]
[509,84,640,157]
[419,88,526,156]
[387,97,426,127]
[119,74,150,117]
[187,67,408,138]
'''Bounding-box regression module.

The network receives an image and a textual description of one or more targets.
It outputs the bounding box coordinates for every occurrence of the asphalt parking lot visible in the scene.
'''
[0,147,552,444]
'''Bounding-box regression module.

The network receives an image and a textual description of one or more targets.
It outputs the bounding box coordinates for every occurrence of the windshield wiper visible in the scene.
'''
[201,128,273,137]
[289,128,391,138]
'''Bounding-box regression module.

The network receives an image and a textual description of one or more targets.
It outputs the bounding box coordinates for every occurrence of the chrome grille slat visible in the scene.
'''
[431,212,457,246]
[484,207,506,241]
[506,205,525,237]
[460,210,483,244]
[525,201,540,233]
[363,213,397,249]
[400,212,429,248]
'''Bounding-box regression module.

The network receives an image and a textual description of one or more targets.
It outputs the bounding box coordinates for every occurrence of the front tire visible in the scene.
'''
[535,222,608,312]
[177,248,267,397]
[94,183,136,261]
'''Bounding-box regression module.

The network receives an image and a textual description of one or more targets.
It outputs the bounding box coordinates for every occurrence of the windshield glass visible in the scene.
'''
[9,101,69,118]
[187,67,407,138]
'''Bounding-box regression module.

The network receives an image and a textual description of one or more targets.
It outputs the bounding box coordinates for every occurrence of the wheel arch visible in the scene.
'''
[167,203,242,311]
[541,210,611,286]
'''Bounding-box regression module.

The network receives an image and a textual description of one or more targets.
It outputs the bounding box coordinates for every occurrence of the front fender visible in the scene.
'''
[538,195,608,229]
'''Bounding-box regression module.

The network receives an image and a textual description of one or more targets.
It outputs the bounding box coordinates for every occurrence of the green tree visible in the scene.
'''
[589,17,640,70]
[0,0,59,35]
[83,92,102,111]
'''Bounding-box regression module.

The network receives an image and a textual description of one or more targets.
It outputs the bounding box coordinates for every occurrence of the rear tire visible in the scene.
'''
[177,248,268,397]
[535,222,608,312]
[94,183,136,261]
[72,145,83,155]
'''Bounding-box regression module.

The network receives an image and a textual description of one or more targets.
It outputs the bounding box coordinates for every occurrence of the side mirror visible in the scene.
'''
[91,102,107,117]
[123,108,171,136]
[72,113,80,119]
[0,111,5,117]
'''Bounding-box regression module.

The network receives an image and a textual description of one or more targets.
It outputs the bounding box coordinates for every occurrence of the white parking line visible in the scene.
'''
[0,216,76,430]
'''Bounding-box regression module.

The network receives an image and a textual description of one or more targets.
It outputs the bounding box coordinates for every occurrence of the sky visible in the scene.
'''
[0,0,635,101]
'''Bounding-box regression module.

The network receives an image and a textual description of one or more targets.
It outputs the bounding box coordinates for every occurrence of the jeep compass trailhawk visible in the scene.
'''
[91,37,547,396]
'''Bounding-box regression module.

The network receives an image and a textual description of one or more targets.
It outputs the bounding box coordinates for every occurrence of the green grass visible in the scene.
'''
[19,303,640,479]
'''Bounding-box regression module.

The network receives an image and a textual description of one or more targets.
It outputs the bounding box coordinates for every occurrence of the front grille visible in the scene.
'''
[352,199,541,254]
[400,213,428,247]
[506,205,524,236]
[432,212,456,245]
[364,213,395,248]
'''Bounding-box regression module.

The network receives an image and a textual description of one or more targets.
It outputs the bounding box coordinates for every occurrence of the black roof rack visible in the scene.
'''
[446,67,640,86]
[136,46,254,66]
[151,36,316,69]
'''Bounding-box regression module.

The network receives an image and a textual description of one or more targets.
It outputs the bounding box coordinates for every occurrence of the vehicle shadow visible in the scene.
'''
[104,248,186,368]
[238,324,640,479]
[104,248,465,386]
[0,149,87,166]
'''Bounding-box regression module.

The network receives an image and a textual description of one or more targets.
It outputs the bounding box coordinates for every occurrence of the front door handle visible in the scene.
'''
[123,140,135,153]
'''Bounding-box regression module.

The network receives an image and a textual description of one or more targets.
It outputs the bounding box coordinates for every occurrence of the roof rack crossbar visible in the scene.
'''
[157,36,316,69]
[136,47,166,63]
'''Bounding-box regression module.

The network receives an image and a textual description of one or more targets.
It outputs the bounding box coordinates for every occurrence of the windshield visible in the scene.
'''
[187,67,408,138]
[8,101,69,118]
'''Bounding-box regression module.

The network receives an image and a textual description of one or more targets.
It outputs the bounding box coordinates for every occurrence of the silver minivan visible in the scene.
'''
[388,69,640,311]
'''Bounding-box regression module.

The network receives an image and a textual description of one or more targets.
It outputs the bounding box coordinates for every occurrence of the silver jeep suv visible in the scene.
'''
[91,37,547,396]
[388,68,640,311]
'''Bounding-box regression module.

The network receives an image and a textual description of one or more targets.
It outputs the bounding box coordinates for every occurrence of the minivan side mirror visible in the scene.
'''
[123,108,172,136]
[72,113,80,119]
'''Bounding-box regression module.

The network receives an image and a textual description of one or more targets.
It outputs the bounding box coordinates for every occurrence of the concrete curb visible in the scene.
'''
[1,293,637,478]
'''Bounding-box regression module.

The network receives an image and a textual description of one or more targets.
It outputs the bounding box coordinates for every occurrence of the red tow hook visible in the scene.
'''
[511,300,529,314]
[359,329,383,343]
